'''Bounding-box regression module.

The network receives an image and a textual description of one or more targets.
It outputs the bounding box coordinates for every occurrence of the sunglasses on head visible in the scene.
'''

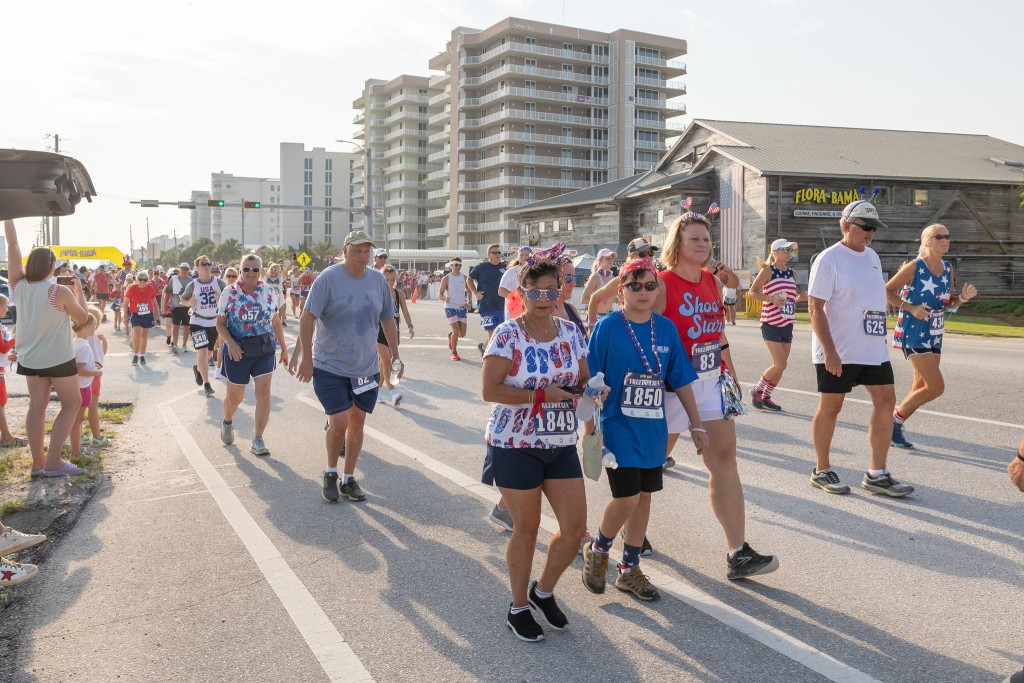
[522,288,561,301]
[623,281,659,292]
[241,267,260,273]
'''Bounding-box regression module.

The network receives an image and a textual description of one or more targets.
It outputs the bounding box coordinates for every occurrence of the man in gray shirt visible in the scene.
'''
[293,230,402,503]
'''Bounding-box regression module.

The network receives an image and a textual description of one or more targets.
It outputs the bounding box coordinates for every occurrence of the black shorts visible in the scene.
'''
[761,322,794,344]
[902,346,942,360]
[17,358,78,378]
[96,293,110,301]
[484,444,582,490]
[376,322,400,347]
[815,361,895,394]
[189,324,219,350]
[606,466,664,498]
[172,307,191,326]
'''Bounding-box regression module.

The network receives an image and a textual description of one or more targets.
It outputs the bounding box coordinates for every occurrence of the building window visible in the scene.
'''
[326,159,332,170]
[524,188,535,201]
[562,65,573,77]
[525,37,536,46]
[639,212,647,228]
[525,80,536,91]
[525,58,537,69]
[561,169,572,184]
[525,102,537,112]
[563,42,573,52]
[894,187,910,205]
[562,85,573,95]
[304,158,312,170]
[562,106,572,117]
[913,189,929,206]
[524,166,536,178]
[657,209,665,224]
[567,219,574,232]
[562,127,573,139]
[539,221,545,233]
[525,145,536,158]
[552,220,560,232]
[525,124,536,135]
[874,186,891,205]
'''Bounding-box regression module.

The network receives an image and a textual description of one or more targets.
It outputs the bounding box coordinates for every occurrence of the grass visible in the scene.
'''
[98,404,134,424]
[778,312,1024,338]
[970,298,1024,316]
[0,498,23,517]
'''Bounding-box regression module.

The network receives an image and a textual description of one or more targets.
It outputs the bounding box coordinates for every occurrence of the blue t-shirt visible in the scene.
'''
[469,260,507,313]
[588,311,697,469]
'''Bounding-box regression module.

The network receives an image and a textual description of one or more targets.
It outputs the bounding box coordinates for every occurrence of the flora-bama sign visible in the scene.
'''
[793,188,861,205]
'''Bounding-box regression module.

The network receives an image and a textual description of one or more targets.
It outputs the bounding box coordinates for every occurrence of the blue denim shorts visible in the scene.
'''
[223,351,275,386]
[312,367,379,415]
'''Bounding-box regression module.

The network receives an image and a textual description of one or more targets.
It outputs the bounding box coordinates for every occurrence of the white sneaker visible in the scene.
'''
[0,527,47,555]
[213,367,225,381]
[0,556,38,585]
[377,391,388,404]
[390,387,404,407]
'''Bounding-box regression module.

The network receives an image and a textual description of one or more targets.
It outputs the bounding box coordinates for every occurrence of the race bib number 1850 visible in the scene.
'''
[620,373,664,419]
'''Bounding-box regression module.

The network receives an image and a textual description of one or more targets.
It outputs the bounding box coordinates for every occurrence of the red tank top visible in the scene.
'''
[659,269,726,356]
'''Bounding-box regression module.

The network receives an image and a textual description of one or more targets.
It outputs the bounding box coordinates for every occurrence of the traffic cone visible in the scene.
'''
[411,288,418,304]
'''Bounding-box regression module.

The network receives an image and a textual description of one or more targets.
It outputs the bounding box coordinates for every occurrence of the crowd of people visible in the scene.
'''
[1,208,1021,683]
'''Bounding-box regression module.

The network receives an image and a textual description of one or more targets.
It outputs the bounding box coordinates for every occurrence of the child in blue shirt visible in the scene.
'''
[582,258,708,601]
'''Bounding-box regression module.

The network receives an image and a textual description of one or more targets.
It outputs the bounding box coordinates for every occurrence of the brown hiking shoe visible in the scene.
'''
[614,566,660,601]
[581,542,609,594]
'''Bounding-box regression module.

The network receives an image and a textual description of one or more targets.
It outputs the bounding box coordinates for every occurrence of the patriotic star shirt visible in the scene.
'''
[760,265,798,326]
[217,281,278,339]
[484,316,588,449]
[892,258,951,351]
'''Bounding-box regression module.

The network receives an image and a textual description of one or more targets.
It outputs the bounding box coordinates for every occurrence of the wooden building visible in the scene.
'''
[508,120,1024,295]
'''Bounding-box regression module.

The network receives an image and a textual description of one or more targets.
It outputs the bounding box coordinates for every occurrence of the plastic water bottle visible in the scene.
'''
[574,372,607,422]
[601,446,618,470]
[389,359,404,386]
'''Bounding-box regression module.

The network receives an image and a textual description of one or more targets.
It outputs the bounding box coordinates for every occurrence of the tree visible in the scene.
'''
[213,238,244,265]
[308,240,340,270]
[261,245,290,264]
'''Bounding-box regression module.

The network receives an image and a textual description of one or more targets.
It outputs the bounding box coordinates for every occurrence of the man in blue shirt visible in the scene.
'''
[581,259,707,602]
[469,243,507,356]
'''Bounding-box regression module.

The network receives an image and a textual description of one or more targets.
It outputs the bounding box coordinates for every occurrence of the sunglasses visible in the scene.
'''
[241,267,260,273]
[488,251,501,255]
[199,262,212,267]
[375,255,388,259]
[851,222,878,232]
[226,274,238,279]
[564,274,574,283]
[137,277,149,281]
[932,235,951,241]
[623,281,659,292]
[522,288,561,301]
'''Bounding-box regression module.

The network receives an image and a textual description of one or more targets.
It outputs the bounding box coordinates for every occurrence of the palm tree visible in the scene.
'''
[213,238,244,265]
[261,245,289,264]
[308,240,340,270]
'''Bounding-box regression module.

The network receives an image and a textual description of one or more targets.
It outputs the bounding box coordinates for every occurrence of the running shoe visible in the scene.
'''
[615,566,660,601]
[488,504,514,532]
[663,456,676,470]
[170,345,179,355]
[192,364,203,386]
[451,352,460,361]
[204,382,215,397]
[581,542,609,594]
[89,436,113,447]
[528,580,568,630]
[0,527,47,555]
[340,478,367,502]
[760,396,783,411]
[477,342,485,356]
[0,557,38,586]
[750,389,764,409]
[250,437,270,457]
[165,335,171,345]
[208,357,216,367]
[322,471,340,503]
[132,355,139,366]
[891,422,914,449]
[810,469,850,494]
[220,421,234,445]
[861,472,914,497]
[506,605,544,643]
[390,388,403,407]
[726,543,779,580]
[139,355,146,365]
[33,461,85,477]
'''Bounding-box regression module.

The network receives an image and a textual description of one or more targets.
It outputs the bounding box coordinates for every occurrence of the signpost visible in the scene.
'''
[296,252,311,268]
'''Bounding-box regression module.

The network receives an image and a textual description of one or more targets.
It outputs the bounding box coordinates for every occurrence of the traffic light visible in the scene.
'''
[243,201,261,209]
[207,199,225,207]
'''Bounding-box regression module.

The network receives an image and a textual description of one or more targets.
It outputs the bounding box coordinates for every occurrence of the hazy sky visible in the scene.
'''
[3,0,1022,254]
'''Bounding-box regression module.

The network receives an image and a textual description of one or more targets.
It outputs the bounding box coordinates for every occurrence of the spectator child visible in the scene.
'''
[0,295,24,448]
[85,306,110,446]
[70,313,102,459]
[110,279,124,332]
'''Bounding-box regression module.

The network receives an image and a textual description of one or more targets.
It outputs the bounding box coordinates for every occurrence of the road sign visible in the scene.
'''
[297,252,311,268]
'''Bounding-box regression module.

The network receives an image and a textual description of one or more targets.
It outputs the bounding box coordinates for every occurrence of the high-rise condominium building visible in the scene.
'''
[279,143,360,249]
[425,18,686,249]
[352,76,444,250]
[209,173,279,247]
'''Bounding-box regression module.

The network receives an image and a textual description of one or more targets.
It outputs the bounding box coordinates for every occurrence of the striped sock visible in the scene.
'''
[893,409,907,425]
[761,379,778,401]
[754,376,770,396]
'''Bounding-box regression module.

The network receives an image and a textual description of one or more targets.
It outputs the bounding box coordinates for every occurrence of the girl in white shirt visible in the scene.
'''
[70,313,103,460]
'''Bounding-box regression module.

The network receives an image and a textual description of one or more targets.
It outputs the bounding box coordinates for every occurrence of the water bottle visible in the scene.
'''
[389,359,404,385]
[601,446,618,470]
[575,372,607,422]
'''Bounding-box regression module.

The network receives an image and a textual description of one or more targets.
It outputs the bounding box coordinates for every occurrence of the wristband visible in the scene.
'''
[690,428,707,434]
[720,343,730,351]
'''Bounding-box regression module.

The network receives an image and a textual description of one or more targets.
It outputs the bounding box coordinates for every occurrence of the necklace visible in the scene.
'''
[619,309,662,377]
[519,314,554,340]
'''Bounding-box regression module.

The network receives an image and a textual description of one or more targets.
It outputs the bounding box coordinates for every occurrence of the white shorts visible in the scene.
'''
[666,377,725,434]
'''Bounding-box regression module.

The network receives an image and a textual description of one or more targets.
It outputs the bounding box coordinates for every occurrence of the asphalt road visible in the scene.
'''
[3,301,1022,683]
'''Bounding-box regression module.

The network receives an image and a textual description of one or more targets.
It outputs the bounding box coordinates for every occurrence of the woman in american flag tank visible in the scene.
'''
[747,239,807,411]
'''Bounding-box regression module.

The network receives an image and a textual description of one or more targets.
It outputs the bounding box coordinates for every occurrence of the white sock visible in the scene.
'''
[510,604,530,614]
[325,467,338,474]
[532,586,553,599]
[868,468,888,478]
[729,544,745,558]
[342,474,353,484]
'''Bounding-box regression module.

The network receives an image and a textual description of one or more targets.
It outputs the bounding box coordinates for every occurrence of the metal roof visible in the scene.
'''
[680,120,1024,183]
[507,174,644,214]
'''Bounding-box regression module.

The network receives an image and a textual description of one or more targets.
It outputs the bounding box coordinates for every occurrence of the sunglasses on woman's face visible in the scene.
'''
[624,281,659,293]
[522,288,561,301]
[226,274,238,279]
[199,262,212,267]
[241,267,260,273]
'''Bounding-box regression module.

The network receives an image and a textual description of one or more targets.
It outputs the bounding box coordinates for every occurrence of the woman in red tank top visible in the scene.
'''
[654,208,779,581]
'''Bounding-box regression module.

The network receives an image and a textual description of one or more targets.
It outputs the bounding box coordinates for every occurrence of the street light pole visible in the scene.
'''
[337,140,373,240]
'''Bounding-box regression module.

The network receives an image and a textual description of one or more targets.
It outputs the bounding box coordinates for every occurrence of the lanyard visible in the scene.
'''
[619,310,662,377]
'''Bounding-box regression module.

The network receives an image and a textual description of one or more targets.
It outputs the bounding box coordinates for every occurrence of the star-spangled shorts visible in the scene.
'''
[445,306,467,324]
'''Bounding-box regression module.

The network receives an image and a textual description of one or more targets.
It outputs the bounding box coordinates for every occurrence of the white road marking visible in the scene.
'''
[127,485,244,504]
[771,387,1024,430]
[160,399,375,683]
[294,393,881,683]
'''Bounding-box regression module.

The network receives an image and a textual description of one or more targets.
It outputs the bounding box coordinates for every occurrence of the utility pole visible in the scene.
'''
[145,218,151,266]
[46,133,61,244]
[129,225,134,265]
[173,227,178,250]
[240,201,246,249]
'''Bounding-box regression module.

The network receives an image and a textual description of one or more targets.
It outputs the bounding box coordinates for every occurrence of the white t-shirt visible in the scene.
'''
[499,265,521,319]
[808,242,889,365]
[484,317,588,449]
[87,334,104,369]
[182,277,225,327]
[445,273,468,309]
[74,338,96,390]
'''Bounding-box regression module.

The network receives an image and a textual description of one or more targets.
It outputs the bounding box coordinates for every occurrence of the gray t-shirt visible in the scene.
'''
[305,263,395,378]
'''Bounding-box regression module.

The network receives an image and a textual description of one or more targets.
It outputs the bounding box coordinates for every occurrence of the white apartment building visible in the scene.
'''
[352,77,445,250]
[146,232,193,261]
[190,190,211,241]
[209,173,280,248]
[425,18,687,249]
[279,143,360,248]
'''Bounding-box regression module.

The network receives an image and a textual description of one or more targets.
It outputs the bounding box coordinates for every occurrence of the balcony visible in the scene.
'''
[378,110,429,127]
[633,160,657,171]
[460,64,610,89]
[427,148,449,162]
[634,97,687,112]
[427,226,449,237]
[428,109,450,125]
[635,55,687,73]
[460,109,608,129]
[428,90,450,107]
[458,220,518,234]
[463,42,610,67]
[458,198,529,212]
[633,139,668,151]
[427,204,449,218]
[382,92,431,109]
[635,76,687,91]
[459,176,590,191]
[381,145,436,160]
[634,117,687,131]
[461,87,610,109]
[353,111,365,124]
[462,153,609,170]
[428,129,449,144]
[429,72,451,87]
[383,179,437,192]
[382,162,441,174]
[461,131,609,150]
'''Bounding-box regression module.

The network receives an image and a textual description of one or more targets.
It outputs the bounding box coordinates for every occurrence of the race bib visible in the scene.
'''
[190,328,210,349]
[863,310,887,336]
[534,402,577,445]
[929,308,945,336]
[620,373,664,419]
[780,301,795,317]
[352,375,379,395]
[480,315,496,328]
[691,340,722,380]
[137,303,151,315]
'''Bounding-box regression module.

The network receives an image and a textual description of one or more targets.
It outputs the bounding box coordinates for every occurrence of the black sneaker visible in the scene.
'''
[891,422,914,449]
[861,472,914,498]
[193,364,203,386]
[139,355,146,365]
[750,389,764,409]
[204,382,215,397]
[727,542,779,580]
[810,469,850,494]
[165,335,171,345]
[640,535,654,557]
[322,471,340,503]
[506,605,545,642]
[132,355,139,366]
[760,396,783,411]
[340,477,366,502]
[528,580,568,630]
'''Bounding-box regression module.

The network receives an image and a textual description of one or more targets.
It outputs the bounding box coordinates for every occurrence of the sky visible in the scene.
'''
[3,0,1022,255]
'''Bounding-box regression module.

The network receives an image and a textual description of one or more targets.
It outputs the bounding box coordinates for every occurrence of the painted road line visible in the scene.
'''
[294,393,881,683]
[160,400,375,683]
[771,387,1023,430]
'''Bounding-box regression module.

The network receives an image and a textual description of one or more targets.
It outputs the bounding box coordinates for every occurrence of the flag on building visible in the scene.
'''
[718,166,744,268]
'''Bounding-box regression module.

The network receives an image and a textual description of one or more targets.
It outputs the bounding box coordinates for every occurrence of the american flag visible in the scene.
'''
[718,166,744,268]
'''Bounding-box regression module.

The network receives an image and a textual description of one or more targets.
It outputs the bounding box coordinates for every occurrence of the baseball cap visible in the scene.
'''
[627,238,658,254]
[770,239,798,251]
[596,248,617,259]
[179,262,191,269]
[344,230,375,247]
[842,200,887,230]
[373,248,388,258]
